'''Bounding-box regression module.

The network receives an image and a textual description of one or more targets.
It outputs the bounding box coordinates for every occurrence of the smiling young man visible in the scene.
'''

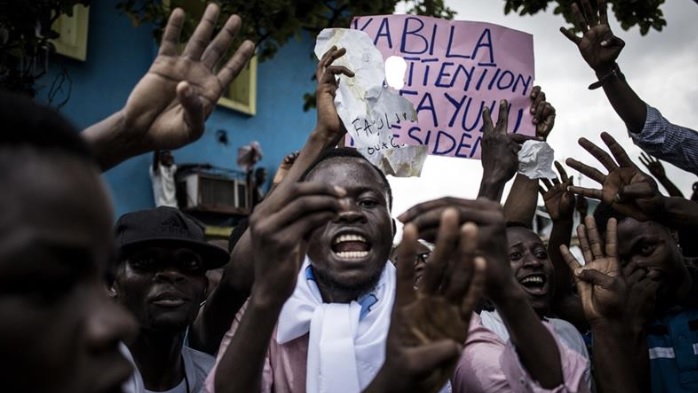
[113,207,230,393]
[479,225,593,390]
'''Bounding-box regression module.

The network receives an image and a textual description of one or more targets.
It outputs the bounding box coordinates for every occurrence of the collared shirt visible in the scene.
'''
[628,105,698,176]
[451,313,589,393]
[480,311,594,392]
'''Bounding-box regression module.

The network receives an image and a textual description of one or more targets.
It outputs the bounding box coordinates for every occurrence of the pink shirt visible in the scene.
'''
[206,308,589,393]
[452,313,590,393]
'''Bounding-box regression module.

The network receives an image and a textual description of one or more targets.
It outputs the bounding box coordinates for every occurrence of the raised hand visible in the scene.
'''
[481,100,531,185]
[559,0,624,74]
[539,161,575,222]
[638,152,666,179]
[367,210,485,393]
[122,4,255,154]
[560,216,626,324]
[566,132,663,221]
[530,86,556,140]
[398,198,513,301]
[249,182,345,305]
[315,46,355,143]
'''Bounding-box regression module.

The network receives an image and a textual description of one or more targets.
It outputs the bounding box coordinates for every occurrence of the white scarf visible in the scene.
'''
[276,257,396,393]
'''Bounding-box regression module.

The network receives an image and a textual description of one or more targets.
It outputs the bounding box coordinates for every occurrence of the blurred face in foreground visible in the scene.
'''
[0,149,136,393]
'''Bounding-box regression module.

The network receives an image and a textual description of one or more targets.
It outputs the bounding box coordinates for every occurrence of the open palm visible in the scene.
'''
[122,4,254,153]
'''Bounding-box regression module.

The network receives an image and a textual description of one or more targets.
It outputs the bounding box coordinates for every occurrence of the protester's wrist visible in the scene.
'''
[250,282,289,311]
[593,62,617,76]
[590,318,636,339]
[589,63,624,90]
[311,125,343,145]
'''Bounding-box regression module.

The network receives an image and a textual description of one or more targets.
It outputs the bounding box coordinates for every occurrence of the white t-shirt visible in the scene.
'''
[150,164,177,208]
[480,310,594,391]
[121,343,215,393]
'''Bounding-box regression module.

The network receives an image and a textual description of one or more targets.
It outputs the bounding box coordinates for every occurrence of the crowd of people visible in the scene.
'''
[2,0,697,392]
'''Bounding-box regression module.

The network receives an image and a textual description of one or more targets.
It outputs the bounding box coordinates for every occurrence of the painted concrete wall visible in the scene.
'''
[37,0,318,219]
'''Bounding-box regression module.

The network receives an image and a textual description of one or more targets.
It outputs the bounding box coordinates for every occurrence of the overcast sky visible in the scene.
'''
[388,0,698,227]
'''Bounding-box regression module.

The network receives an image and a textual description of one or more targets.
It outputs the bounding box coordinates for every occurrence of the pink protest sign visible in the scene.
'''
[350,15,535,159]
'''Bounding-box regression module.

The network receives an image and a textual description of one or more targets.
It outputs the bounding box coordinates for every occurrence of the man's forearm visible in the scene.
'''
[494,286,563,389]
[549,219,574,299]
[478,178,507,202]
[595,66,647,134]
[590,321,647,393]
[549,219,588,329]
[82,111,141,171]
[190,282,249,355]
[213,292,284,393]
[657,177,684,198]
[502,174,538,226]
[656,196,698,230]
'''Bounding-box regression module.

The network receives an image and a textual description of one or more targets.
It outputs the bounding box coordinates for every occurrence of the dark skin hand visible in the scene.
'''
[566,132,664,222]
[560,217,647,393]
[539,161,575,223]
[365,211,486,393]
[478,100,534,201]
[638,152,684,198]
[214,182,346,393]
[83,4,255,170]
[503,86,555,225]
[529,86,556,141]
[399,198,564,389]
[560,0,624,74]
[560,0,646,133]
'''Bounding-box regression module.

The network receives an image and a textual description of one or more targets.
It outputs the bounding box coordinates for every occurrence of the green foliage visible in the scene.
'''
[503,0,667,35]
[0,0,90,96]
[117,0,455,110]
[117,0,455,61]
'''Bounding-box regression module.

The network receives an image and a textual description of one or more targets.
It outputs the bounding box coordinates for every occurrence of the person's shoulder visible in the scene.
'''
[183,345,216,370]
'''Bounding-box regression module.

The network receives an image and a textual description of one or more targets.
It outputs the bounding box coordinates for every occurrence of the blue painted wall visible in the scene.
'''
[37,0,317,218]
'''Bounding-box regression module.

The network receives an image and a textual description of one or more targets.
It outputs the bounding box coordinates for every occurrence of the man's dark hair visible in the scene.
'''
[0,91,93,161]
[299,147,393,210]
[593,203,629,235]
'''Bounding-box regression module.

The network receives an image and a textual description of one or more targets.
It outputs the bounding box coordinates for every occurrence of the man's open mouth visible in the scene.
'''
[331,233,371,260]
[518,273,548,295]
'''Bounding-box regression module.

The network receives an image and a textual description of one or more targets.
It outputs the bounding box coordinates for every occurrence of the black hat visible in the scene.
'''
[115,207,229,270]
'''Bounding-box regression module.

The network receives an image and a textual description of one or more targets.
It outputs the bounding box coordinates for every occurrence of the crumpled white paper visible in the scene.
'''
[517,140,556,179]
[358,145,428,177]
[314,29,422,177]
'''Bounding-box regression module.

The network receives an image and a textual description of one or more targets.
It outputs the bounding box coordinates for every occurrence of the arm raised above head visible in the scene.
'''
[83,4,255,171]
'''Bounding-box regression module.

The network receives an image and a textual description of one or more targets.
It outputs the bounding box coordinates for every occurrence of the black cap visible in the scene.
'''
[115,207,229,270]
